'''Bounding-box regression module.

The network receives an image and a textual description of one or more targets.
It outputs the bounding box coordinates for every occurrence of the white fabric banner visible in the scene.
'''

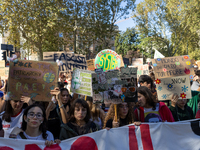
[154,50,165,59]
[0,120,200,150]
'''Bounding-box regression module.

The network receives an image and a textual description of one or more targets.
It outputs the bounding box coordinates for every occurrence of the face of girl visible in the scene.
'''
[74,103,87,121]
[119,102,128,119]
[138,93,147,107]
[10,100,24,114]
[177,99,187,108]
[61,90,70,104]
[25,106,44,128]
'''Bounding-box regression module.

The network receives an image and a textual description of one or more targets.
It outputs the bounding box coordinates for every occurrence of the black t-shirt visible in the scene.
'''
[47,103,70,139]
[106,118,128,128]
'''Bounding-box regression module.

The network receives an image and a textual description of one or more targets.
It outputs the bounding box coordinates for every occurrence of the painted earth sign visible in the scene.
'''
[94,49,121,72]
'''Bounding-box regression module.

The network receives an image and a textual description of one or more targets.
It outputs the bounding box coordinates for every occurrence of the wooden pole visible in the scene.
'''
[85,96,87,100]
[114,104,117,122]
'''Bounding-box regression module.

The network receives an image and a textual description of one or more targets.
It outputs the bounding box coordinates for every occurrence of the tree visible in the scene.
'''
[115,28,139,56]
[0,0,71,60]
[0,0,136,60]
[133,0,195,57]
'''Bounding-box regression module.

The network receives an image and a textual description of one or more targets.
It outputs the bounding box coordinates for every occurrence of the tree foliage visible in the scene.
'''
[115,28,139,56]
[0,0,136,60]
[133,0,199,58]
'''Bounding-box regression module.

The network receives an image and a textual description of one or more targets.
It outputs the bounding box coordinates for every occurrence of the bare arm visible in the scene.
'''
[0,97,6,113]
[51,88,69,124]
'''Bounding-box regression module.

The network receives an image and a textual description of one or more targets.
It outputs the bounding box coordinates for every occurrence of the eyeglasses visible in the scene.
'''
[121,87,136,93]
[27,112,43,119]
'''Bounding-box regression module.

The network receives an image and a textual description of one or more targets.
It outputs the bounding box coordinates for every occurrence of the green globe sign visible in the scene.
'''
[94,49,121,71]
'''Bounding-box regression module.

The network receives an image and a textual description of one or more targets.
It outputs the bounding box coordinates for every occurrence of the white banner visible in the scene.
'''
[0,120,200,150]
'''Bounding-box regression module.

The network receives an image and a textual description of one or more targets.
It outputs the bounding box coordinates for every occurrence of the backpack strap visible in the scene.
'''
[19,132,27,139]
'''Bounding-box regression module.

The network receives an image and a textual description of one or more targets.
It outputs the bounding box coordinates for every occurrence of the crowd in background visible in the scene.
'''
[0,63,199,146]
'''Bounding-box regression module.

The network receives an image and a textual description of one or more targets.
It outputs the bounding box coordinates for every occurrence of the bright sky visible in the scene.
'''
[117,0,143,32]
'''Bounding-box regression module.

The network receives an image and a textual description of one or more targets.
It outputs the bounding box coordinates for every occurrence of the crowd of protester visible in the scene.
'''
[0,64,200,147]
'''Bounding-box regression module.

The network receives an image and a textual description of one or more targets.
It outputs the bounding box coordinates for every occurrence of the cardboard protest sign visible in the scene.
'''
[152,56,194,79]
[0,60,5,77]
[119,55,124,67]
[71,68,94,97]
[8,60,58,101]
[92,67,138,104]
[132,58,143,66]
[43,52,87,72]
[86,59,95,71]
[94,49,121,72]
[155,75,191,100]
[137,65,149,78]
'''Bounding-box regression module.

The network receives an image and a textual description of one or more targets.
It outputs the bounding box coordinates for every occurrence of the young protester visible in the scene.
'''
[104,102,140,129]
[169,94,194,121]
[0,95,33,138]
[59,98,98,140]
[46,88,71,139]
[9,104,59,147]
[135,86,174,122]
[138,75,153,90]
[86,96,105,129]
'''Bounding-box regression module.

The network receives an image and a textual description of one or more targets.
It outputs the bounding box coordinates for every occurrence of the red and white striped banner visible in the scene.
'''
[0,120,200,150]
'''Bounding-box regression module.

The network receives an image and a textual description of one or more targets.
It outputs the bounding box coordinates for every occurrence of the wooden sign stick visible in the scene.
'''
[114,104,117,122]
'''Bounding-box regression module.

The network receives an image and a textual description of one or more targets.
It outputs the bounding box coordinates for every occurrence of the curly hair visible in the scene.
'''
[21,104,47,140]
[103,103,135,128]
[68,98,91,123]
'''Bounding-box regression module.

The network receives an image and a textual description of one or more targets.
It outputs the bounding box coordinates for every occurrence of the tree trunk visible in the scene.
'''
[37,46,43,61]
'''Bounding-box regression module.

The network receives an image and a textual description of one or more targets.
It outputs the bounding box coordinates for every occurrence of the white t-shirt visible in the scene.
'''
[144,103,162,123]
[90,117,102,129]
[16,131,54,141]
[0,109,24,138]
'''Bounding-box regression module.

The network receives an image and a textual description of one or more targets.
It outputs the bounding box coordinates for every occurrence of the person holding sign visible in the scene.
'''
[46,88,71,139]
[9,104,59,147]
[59,98,98,140]
[135,86,174,122]
[0,94,33,138]
[104,102,140,129]
[169,94,194,121]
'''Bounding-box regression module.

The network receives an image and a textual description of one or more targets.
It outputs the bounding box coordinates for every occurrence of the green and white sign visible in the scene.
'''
[94,49,121,72]
[71,68,94,96]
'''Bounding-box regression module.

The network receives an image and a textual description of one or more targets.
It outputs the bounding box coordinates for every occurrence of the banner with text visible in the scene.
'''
[155,75,192,100]
[0,120,200,150]
[71,68,94,97]
[152,56,194,79]
[8,60,58,101]
[43,52,87,72]
[86,59,95,71]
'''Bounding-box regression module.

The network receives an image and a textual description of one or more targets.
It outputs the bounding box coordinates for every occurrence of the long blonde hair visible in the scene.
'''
[87,99,100,122]
[103,103,135,128]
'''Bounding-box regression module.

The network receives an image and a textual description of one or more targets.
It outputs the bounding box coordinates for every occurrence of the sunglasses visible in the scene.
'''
[121,87,136,93]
